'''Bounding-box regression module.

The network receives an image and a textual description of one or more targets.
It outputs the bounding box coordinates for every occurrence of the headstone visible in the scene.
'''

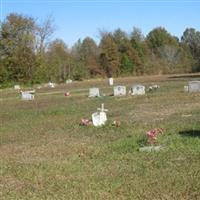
[21,90,35,100]
[148,84,160,92]
[129,85,145,95]
[48,82,55,88]
[184,85,189,92]
[89,87,100,97]
[66,79,73,84]
[108,77,114,86]
[14,85,20,90]
[92,104,108,126]
[113,86,126,96]
[188,81,200,92]
[139,146,163,152]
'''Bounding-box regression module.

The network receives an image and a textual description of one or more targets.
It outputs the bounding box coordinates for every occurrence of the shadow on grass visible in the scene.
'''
[179,130,200,138]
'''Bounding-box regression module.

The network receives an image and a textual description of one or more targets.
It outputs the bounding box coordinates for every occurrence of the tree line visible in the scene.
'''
[0,13,200,86]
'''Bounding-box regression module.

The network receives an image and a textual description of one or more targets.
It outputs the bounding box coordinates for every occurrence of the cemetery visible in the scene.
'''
[1,1,199,198]
[1,74,200,199]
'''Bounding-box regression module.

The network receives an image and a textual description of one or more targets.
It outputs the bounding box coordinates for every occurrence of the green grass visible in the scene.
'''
[1,75,200,199]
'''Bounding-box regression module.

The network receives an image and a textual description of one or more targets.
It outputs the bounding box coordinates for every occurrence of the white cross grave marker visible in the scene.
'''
[97,103,108,112]
[92,104,108,127]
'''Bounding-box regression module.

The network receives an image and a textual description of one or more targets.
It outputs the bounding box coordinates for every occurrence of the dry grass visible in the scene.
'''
[1,74,200,199]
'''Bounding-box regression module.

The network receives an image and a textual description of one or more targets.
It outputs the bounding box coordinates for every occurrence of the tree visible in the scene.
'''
[130,27,146,58]
[146,27,178,55]
[0,13,37,83]
[112,28,142,75]
[99,33,120,77]
[35,15,55,54]
[181,28,200,57]
[181,28,200,71]
[79,37,100,76]
[46,39,70,82]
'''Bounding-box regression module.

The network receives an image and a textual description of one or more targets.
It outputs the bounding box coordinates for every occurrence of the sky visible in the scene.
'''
[1,0,200,47]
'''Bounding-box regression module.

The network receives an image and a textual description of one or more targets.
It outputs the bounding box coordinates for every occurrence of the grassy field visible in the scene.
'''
[1,74,200,200]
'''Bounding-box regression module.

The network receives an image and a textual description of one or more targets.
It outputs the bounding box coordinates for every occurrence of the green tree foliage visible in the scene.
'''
[181,28,200,71]
[146,27,179,54]
[46,39,71,82]
[78,37,101,76]
[0,12,199,86]
[0,13,36,83]
[112,28,142,75]
[99,33,120,77]
[146,27,193,73]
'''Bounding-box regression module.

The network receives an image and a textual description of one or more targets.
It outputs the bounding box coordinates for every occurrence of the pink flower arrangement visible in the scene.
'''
[80,119,92,126]
[146,128,163,145]
[64,92,70,96]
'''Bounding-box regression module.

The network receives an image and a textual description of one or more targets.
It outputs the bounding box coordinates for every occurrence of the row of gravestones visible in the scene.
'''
[89,85,145,97]
[14,82,55,100]
[91,80,200,129]
[15,80,200,101]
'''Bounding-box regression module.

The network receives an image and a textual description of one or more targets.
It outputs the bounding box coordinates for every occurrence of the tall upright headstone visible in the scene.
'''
[109,77,114,86]
[14,85,20,90]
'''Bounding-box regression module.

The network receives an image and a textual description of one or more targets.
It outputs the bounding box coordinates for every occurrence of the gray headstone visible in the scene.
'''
[14,85,20,90]
[66,79,72,84]
[114,86,126,96]
[21,91,35,100]
[188,81,200,92]
[129,85,145,95]
[89,87,100,97]
[184,85,189,92]
[139,146,163,152]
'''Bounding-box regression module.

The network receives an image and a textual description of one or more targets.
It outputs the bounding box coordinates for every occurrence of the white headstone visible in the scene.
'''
[48,82,55,88]
[139,146,163,152]
[188,81,200,92]
[92,104,108,126]
[66,79,72,84]
[148,84,160,92]
[129,85,145,95]
[184,85,189,92]
[21,90,35,100]
[114,86,126,96]
[14,85,20,90]
[108,77,114,86]
[89,87,100,97]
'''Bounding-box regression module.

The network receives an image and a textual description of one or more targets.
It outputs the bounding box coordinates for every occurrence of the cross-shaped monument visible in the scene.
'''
[97,103,108,112]
[92,104,108,127]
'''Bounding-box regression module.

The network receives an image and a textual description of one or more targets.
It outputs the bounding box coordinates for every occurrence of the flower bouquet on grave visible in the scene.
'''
[146,128,163,145]
[64,91,70,96]
[139,128,164,152]
[80,119,92,126]
[112,120,121,127]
